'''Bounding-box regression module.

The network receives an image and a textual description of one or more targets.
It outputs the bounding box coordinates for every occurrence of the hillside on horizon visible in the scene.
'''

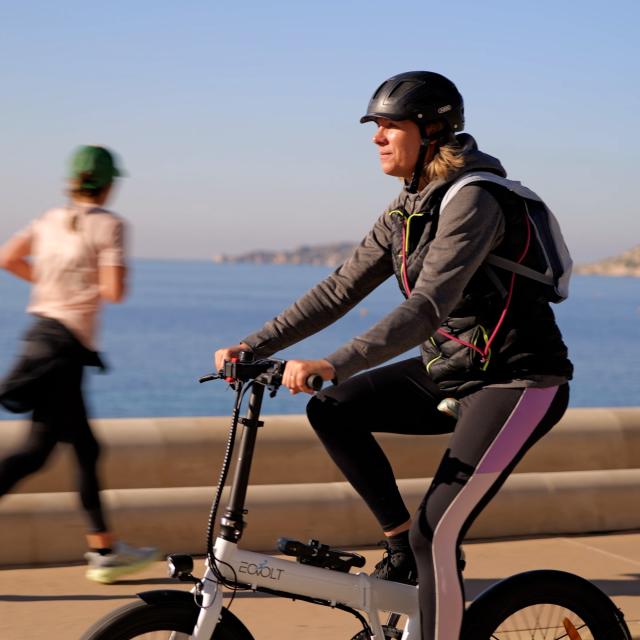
[214,243,640,277]
[575,245,640,277]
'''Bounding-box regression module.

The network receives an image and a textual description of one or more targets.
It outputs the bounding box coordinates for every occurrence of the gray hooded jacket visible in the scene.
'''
[242,134,571,391]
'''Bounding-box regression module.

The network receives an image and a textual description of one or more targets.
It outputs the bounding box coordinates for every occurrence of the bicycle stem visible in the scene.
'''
[219,382,265,543]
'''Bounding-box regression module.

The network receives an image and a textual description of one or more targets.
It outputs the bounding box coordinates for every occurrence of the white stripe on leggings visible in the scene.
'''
[431,386,558,640]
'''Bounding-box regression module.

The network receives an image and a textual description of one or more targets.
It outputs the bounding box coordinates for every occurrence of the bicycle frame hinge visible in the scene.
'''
[220,513,245,542]
[240,417,264,428]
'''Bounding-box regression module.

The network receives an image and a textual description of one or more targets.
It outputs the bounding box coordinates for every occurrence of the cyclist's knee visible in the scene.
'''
[306,393,344,433]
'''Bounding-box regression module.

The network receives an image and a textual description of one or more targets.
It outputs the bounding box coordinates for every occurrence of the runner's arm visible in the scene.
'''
[99,265,127,303]
[98,217,127,303]
[0,232,33,282]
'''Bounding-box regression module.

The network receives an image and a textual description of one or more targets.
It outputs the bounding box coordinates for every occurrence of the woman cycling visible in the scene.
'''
[215,71,572,640]
[0,145,157,583]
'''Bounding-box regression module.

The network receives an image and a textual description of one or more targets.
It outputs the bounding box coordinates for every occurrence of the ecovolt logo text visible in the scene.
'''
[238,560,284,581]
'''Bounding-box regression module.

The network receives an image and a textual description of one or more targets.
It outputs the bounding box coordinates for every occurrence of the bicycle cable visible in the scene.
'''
[202,380,256,607]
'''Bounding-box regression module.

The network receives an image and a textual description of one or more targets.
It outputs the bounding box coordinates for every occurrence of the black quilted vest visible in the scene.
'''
[388,182,573,394]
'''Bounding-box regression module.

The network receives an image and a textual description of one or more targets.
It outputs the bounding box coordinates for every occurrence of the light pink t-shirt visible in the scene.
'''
[17,203,127,349]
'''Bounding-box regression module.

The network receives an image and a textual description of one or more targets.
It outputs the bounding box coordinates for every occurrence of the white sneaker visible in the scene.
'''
[85,541,160,584]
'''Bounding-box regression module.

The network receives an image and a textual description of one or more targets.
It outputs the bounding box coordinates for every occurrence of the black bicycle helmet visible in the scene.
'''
[361,71,465,193]
[360,71,464,132]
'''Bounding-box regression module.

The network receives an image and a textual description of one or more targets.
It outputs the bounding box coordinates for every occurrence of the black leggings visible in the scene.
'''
[306,357,569,640]
[0,361,108,533]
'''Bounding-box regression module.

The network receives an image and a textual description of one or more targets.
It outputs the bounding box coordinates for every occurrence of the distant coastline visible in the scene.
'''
[213,242,357,268]
[574,245,640,277]
[213,243,640,277]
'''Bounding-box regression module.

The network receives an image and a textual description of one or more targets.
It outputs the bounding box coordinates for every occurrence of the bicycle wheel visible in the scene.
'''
[351,624,402,639]
[462,570,631,640]
[81,599,254,640]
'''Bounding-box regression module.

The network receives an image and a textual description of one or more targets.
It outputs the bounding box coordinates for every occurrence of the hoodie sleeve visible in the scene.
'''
[241,213,395,357]
[325,185,505,382]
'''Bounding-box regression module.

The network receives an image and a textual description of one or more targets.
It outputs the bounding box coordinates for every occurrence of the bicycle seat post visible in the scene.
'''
[219,382,266,543]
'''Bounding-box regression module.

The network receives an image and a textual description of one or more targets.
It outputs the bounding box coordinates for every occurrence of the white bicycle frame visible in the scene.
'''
[191,537,419,640]
[174,361,421,640]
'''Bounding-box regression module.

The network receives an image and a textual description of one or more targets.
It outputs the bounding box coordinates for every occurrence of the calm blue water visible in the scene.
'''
[1,261,638,419]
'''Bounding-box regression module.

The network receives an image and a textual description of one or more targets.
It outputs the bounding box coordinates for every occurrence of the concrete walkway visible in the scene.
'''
[1,531,639,640]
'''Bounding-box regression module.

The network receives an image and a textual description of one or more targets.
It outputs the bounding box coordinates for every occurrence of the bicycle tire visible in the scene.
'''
[80,599,254,640]
[462,569,631,640]
[351,624,402,639]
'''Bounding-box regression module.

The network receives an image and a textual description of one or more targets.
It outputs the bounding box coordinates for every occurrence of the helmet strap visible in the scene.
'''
[407,129,441,194]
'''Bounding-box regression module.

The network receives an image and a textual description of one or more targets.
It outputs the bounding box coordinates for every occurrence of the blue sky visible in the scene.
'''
[1,0,638,263]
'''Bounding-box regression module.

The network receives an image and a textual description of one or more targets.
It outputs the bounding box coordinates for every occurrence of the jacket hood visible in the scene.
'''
[394,133,507,211]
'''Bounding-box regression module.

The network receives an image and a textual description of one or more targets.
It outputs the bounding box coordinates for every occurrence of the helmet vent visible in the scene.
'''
[371,81,386,100]
[387,80,421,100]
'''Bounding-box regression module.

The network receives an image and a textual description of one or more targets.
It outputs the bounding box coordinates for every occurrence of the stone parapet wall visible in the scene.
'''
[0,407,639,566]
[1,408,639,493]
[1,469,640,566]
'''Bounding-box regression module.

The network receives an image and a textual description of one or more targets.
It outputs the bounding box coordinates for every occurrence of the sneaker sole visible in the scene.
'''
[86,551,161,584]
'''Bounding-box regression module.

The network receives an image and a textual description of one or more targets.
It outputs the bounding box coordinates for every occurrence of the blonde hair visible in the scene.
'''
[424,138,466,183]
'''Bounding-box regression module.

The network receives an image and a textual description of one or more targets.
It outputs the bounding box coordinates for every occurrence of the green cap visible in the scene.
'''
[69,145,125,190]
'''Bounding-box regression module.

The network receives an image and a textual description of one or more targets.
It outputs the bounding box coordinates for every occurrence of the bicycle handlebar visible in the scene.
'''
[199,353,323,392]
[305,373,324,392]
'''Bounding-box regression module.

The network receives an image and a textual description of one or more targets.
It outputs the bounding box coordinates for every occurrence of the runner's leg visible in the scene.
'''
[59,363,109,534]
[0,421,57,495]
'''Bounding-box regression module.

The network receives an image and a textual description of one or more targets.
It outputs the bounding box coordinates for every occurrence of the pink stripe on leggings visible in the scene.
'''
[476,387,558,473]
[431,386,558,640]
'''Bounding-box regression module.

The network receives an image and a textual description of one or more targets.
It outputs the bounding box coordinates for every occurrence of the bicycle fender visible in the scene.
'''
[136,590,256,640]
[137,589,197,607]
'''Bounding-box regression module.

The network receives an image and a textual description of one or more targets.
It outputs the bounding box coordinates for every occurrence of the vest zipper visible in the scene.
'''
[387,208,425,298]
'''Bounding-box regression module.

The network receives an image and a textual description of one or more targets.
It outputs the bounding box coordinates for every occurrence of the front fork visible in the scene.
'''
[157,553,225,639]
[191,563,224,639]
[136,577,223,640]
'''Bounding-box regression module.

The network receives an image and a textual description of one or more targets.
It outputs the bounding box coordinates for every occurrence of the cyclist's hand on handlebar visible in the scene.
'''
[214,343,251,372]
[283,359,335,395]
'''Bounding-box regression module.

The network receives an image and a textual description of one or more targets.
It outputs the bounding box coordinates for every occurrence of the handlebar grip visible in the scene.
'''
[306,374,324,392]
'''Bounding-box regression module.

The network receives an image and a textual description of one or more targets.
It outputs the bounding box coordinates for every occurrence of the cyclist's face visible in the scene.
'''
[372,118,421,179]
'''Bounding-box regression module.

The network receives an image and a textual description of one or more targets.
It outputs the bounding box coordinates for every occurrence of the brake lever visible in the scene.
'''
[198,373,221,383]
[254,370,283,397]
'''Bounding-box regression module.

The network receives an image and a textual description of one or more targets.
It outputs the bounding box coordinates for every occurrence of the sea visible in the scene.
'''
[0,261,638,420]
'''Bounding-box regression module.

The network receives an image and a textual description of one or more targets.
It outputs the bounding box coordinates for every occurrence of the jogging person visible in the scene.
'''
[0,145,158,584]
[215,71,573,640]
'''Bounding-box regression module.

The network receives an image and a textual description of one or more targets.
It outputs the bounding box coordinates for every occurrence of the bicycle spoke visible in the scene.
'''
[561,618,584,640]
[490,604,594,639]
